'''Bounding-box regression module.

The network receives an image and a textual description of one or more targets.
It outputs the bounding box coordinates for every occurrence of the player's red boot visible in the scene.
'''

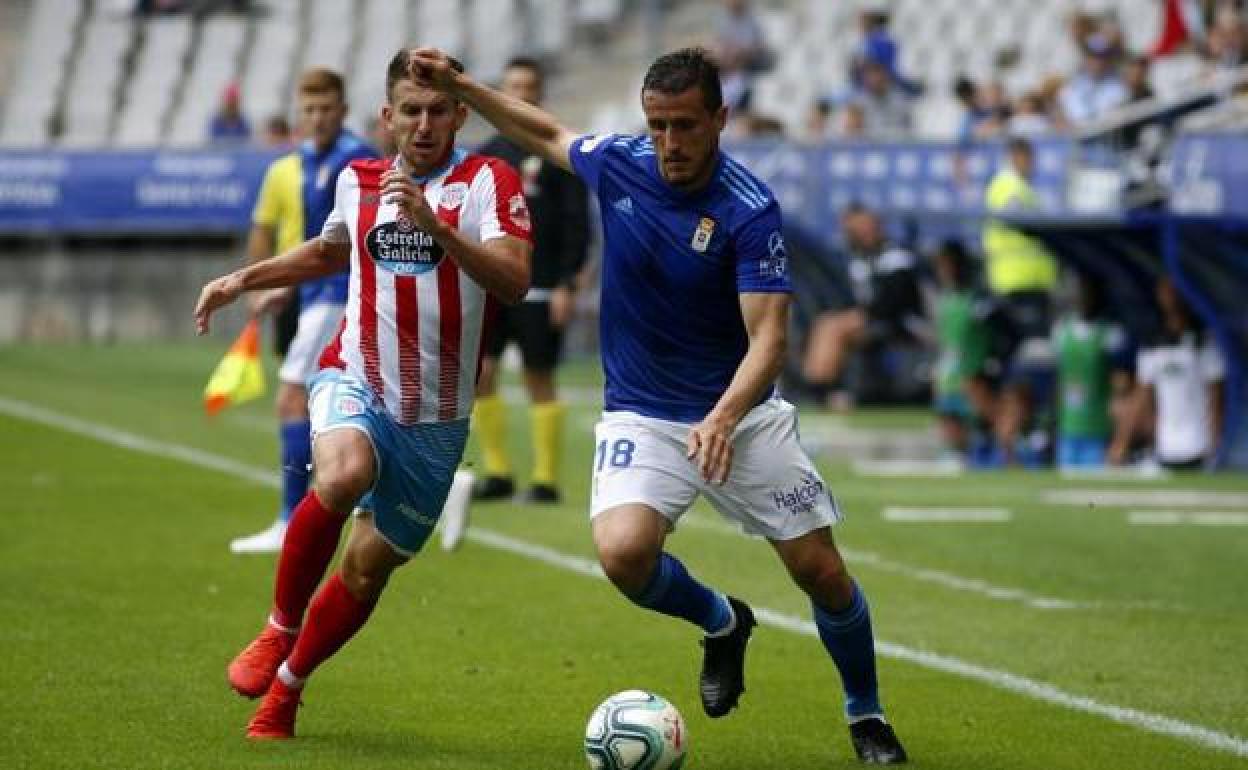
[246,678,302,740]
[227,625,295,698]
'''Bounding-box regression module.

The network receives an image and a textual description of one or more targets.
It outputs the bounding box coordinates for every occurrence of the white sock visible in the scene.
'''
[277,662,305,689]
[267,614,299,635]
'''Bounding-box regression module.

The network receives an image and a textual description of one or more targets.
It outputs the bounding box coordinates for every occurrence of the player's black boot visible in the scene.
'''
[472,475,515,501]
[849,717,908,764]
[699,596,756,718]
[522,484,560,504]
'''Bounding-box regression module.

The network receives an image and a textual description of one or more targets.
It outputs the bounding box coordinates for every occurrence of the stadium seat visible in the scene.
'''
[168,17,249,147]
[0,0,84,147]
[116,17,194,147]
[61,12,134,146]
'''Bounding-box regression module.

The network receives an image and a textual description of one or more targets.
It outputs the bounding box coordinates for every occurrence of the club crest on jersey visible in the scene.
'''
[439,181,468,211]
[509,193,532,232]
[336,395,364,417]
[691,216,715,252]
[366,220,445,275]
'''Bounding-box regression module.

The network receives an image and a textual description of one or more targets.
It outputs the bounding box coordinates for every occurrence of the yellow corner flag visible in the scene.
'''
[204,319,266,416]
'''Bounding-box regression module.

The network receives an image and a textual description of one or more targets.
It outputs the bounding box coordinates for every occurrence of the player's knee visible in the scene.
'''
[313,452,373,510]
[340,561,391,603]
[793,556,853,607]
[595,536,658,595]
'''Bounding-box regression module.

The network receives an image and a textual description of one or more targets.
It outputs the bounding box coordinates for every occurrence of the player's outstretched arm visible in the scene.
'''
[409,48,578,173]
[194,237,350,334]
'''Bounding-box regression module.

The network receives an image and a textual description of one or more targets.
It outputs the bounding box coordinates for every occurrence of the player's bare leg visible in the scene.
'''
[593,504,753,718]
[248,512,406,739]
[771,528,907,764]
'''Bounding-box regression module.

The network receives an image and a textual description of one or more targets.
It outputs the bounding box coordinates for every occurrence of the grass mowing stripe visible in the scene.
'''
[2,393,1246,760]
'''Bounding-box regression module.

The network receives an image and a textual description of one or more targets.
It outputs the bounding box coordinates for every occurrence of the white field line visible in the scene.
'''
[1044,489,1248,508]
[1059,466,1171,482]
[679,513,1097,611]
[1128,511,1248,527]
[1,394,1245,760]
[881,507,1012,523]
[850,458,965,477]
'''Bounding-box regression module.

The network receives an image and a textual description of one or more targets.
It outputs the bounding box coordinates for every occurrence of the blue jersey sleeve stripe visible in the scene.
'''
[724,160,770,205]
[722,163,768,207]
[721,165,766,208]
[721,171,765,209]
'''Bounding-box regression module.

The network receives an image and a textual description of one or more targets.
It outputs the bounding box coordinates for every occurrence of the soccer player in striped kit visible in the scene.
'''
[193,51,532,739]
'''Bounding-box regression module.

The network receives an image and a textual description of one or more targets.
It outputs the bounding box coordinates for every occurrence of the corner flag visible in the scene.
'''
[204,319,266,416]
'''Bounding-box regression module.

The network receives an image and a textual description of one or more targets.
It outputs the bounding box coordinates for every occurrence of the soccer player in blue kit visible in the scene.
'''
[410,46,907,764]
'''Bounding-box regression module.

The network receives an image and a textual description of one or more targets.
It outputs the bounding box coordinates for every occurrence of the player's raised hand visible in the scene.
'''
[381,169,439,232]
[194,272,246,335]
[686,416,736,485]
[408,48,457,91]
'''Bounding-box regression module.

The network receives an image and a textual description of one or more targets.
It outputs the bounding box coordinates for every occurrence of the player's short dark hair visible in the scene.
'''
[298,68,346,102]
[642,47,723,113]
[504,56,544,84]
[386,49,465,101]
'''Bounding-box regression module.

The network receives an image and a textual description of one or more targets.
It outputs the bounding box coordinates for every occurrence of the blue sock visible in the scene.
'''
[628,553,732,635]
[279,421,312,523]
[813,580,882,719]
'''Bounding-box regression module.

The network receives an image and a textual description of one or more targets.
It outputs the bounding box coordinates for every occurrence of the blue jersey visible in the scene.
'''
[568,134,791,422]
[300,129,378,306]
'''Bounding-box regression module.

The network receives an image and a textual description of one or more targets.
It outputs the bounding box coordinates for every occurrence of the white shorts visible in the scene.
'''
[589,397,842,541]
[278,302,345,386]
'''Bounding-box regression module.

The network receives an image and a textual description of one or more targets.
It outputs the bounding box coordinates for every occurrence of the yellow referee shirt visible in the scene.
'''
[982,168,1058,295]
[252,153,304,254]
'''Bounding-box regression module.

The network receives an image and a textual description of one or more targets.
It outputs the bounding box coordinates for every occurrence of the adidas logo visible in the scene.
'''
[612,196,633,215]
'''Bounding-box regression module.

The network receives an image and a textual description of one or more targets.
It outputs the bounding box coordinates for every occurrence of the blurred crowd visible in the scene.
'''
[712,0,1248,142]
[787,137,1226,472]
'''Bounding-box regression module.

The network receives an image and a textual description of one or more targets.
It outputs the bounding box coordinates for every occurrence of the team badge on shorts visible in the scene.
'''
[692,217,715,252]
[336,395,365,417]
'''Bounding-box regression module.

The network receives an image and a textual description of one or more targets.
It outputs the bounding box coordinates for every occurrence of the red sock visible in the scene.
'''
[271,491,348,630]
[285,573,376,679]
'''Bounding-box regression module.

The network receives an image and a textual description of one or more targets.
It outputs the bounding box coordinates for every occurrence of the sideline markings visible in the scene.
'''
[1044,489,1248,508]
[1128,511,1248,527]
[881,507,1012,523]
[850,458,964,477]
[1,393,1244,760]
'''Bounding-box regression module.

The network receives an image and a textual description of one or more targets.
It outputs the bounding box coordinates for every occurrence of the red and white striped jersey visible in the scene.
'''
[317,150,531,424]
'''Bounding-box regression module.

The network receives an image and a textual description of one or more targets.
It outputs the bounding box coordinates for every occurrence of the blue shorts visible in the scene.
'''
[1058,436,1107,468]
[308,369,469,556]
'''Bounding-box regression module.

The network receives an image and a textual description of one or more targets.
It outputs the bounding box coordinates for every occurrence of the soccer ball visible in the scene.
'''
[584,690,687,770]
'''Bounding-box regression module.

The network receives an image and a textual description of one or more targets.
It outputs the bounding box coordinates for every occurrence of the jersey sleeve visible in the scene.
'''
[251,162,283,227]
[472,158,533,243]
[734,202,792,293]
[567,133,619,191]
[320,167,353,244]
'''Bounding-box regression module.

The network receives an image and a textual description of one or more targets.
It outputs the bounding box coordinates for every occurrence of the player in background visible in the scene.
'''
[230,69,378,555]
[194,50,532,738]
[410,46,907,764]
[472,56,591,505]
[930,240,991,456]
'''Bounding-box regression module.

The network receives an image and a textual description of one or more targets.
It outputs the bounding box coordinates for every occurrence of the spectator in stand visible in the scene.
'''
[1206,2,1247,77]
[849,9,922,97]
[1123,56,1156,104]
[209,81,251,144]
[851,57,912,137]
[972,81,1011,139]
[261,114,292,148]
[713,0,772,110]
[1114,278,1225,469]
[1059,34,1128,126]
[802,99,833,143]
[802,204,926,408]
[837,101,868,139]
[955,76,992,142]
[1009,92,1054,137]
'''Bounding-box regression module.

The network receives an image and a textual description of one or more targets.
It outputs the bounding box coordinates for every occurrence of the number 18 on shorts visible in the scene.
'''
[589,398,842,541]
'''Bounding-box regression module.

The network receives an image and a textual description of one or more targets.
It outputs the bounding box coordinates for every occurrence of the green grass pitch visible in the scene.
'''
[1,342,1245,769]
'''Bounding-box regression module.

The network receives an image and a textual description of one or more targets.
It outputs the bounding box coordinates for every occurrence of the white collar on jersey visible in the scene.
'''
[394,148,466,184]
